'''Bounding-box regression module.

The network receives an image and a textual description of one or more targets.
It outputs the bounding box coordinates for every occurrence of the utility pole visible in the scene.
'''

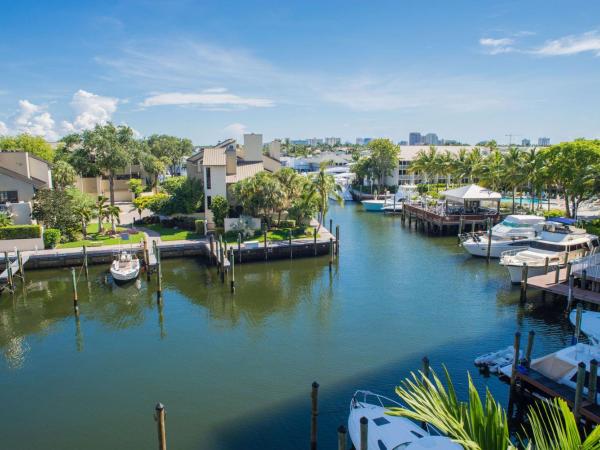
[505,134,521,146]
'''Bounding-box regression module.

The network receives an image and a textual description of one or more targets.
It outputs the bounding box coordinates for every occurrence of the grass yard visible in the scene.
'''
[58,222,144,248]
[144,224,202,241]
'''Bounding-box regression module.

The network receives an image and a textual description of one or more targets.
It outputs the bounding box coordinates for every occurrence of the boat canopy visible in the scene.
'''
[549,217,577,226]
[440,184,501,204]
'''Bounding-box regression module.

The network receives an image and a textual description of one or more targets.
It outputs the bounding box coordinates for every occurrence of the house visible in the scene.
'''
[74,163,145,202]
[0,151,53,224]
[187,133,281,224]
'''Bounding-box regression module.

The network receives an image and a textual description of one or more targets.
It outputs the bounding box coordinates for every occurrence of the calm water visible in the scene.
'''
[0,203,576,450]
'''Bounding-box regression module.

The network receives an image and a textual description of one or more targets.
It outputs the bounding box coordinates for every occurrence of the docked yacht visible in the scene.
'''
[110,250,140,283]
[569,309,600,345]
[348,390,461,450]
[499,343,600,404]
[362,191,407,212]
[460,215,544,258]
[499,219,599,283]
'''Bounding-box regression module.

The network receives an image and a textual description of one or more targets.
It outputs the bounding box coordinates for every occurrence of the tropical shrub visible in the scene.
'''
[128,178,143,198]
[43,228,61,248]
[210,195,229,228]
[544,208,566,219]
[0,212,13,227]
[31,189,80,240]
[134,194,170,215]
[160,176,203,214]
[276,219,296,228]
[194,219,206,235]
[0,225,42,240]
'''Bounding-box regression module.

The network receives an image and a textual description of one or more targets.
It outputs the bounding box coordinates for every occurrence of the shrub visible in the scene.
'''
[276,219,296,228]
[159,176,203,214]
[544,208,565,219]
[223,230,239,241]
[0,225,42,240]
[134,194,169,215]
[195,219,206,235]
[0,212,13,227]
[210,195,229,228]
[43,228,61,248]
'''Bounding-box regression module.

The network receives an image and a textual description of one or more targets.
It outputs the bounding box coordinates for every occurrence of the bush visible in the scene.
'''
[276,219,296,228]
[0,225,42,240]
[195,219,206,235]
[134,194,170,215]
[544,209,565,218]
[223,230,240,241]
[43,228,61,248]
[210,195,229,228]
[159,176,203,214]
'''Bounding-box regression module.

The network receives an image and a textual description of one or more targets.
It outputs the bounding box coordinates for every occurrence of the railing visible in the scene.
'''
[499,247,532,260]
[571,251,600,279]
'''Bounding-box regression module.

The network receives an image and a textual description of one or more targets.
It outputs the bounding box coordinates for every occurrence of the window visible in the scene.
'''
[206,167,212,189]
[0,191,18,203]
[207,196,212,208]
[373,417,390,426]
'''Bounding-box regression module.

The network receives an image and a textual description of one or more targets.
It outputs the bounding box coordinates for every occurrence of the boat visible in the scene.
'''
[348,390,462,450]
[460,215,544,258]
[474,345,523,374]
[499,343,600,404]
[569,309,600,345]
[362,191,406,212]
[110,250,140,283]
[499,219,599,283]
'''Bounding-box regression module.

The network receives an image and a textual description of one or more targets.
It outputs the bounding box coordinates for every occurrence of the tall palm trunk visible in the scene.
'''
[98,213,103,234]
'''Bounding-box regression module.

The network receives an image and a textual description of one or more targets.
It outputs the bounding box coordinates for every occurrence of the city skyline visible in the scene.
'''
[1,1,599,145]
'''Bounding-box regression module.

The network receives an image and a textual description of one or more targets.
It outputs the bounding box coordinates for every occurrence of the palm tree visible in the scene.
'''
[479,151,504,192]
[503,147,526,213]
[409,146,439,186]
[275,167,303,225]
[451,148,470,184]
[96,196,109,234]
[73,203,94,239]
[438,150,455,188]
[106,205,121,234]
[310,165,343,234]
[467,147,484,183]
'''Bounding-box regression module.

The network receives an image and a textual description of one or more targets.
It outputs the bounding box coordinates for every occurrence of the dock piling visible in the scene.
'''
[264,230,268,261]
[237,233,242,264]
[359,416,368,450]
[156,248,162,299]
[17,249,24,282]
[336,225,340,256]
[520,263,528,302]
[229,248,235,293]
[589,359,598,404]
[313,227,317,256]
[329,238,333,271]
[554,264,560,284]
[82,245,88,279]
[524,330,535,368]
[4,251,13,291]
[209,235,215,265]
[458,216,464,243]
[289,230,293,259]
[71,267,79,314]
[310,381,319,450]
[510,332,521,388]
[486,218,492,263]
[573,362,586,422]
[337,425,347,450]
[574,303,583,344]
[155,402,167,450]
[329,219,332,234]
[567,273,575,312]
[566,261,572,281]
[544,257,549,274]
[219,243,225,283]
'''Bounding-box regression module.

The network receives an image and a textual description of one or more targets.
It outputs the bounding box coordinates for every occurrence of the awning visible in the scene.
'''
[441,184,501,204]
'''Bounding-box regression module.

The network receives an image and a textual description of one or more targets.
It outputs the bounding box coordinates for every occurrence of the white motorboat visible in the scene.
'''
[110,250,141,283]
[362,192,406,212]
[460,215,544,258]
[499,219,599,283]
[348,390,461,450]
[474,345,523,374]
[569,309,600,345]
[499,343,600,404]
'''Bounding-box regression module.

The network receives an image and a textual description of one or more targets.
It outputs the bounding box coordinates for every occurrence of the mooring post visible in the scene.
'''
[209,234,215,265]
[337,425,347,450]
[310,381,319,450]
[588,359,598,404]
[289,229,293,259]
[329,218,332,234]
[359,417,368,450]
[144,239,150,279]
[230,248,235,293]
[237,232,242,264]
[335,225,340,256]
[329,238,333,271]
[582,269,588,290]
[566,261,572,280]
[524,330,535,368]
[313,227,317,256]
[458,215,464,244]
[4,251,13,290]
[71,267,79,314]
[156,248,162,299]
[155,402,167,450]
[82,245,88,279]
[544,257,549,274]
[564,251,570,266]
[263,230,268,261]
[555,264,560,284]
[510,332,521,388]
[567,273,575,312]
[520,263,528,303]
[574,303,583,344]
[573,362,586,422]
[16,249,24,282]
[486,218,492,263]
[220,244,225,283]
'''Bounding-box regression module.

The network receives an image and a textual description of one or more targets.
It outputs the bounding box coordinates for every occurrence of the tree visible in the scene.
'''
[106,205,121,233]
[79,123,136,206]
[274,168,304,224]
[0,134,54,161]
[409,146,439,186]
[96,196,109,234]
[52,160,77,190]
[478,150,504,192]
[310,166,343,234]
[140,152,168,193]
[145,134,194,175]
[210,195,229,228]
[502,147,526,213]
[351,157,375,189]
[160,176,203,214]
[367,139,400,190]
[31,189,80,240]
[128,178,143,198]
[68,188,96,238]
[231,172,283,226]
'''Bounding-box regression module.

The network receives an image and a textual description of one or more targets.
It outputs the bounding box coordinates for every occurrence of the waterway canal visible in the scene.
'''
[0,203,577,449]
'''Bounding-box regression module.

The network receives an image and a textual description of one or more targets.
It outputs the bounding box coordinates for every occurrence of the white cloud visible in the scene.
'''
[62,89,119,133]
[479,37,515,54]
[533,31,600,56]
[142,89,274,108]
[0,121,7,135]
[222,123,247,139]
[12,100,58,140]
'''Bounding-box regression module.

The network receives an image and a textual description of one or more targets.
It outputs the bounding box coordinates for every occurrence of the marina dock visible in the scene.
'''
[402,203,499,235]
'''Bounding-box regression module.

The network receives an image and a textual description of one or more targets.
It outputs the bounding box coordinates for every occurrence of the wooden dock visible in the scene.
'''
[0,252,30,281]
[402,203,500,235]
[527,267,600,307]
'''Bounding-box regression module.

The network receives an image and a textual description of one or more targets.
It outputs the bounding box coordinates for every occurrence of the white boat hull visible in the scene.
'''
[110,259,140,282]
[362,200,385,211]
[462,239,531,258]
[504,263,556,284]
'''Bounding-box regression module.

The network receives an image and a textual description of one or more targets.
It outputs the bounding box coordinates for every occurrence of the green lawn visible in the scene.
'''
[58,222,144,248]
[144,224,202,241]
[222,227,317,243]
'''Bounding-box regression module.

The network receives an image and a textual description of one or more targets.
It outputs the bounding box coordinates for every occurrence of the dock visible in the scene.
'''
[0,252,30,281]
[402,203,499,235]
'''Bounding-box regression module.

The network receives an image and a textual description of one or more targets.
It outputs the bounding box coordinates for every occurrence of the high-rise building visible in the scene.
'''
[356,137,373,146]
[521,138,531,147]
[325,137,341,146]
[424,133,439,145]
[538,137,550,146]
[409,132,422,145]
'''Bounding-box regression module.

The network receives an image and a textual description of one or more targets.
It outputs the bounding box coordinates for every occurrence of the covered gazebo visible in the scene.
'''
[440,184,501,214]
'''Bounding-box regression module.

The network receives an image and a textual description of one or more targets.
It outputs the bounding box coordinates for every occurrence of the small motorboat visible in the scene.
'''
[348,390,461,450]
[110,250,140,283]
[569,309,600,345]
[474,345,522,373]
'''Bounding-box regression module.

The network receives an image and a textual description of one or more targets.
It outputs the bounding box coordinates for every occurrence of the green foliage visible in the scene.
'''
[210,195,229,227]
[51,160,77,189]
[144,134,194,175]
[367,138,401,188]
[0,225,42,240]
[194,219,206,235]
[31,189,80,240]
[128,178,143,198]
[134,194,170,214]
[276,219,296,228]
[159,176,203,214]
[0,134,54,161]
[0,212,12,227]
[544,208,565,218]
[43,228,61,248]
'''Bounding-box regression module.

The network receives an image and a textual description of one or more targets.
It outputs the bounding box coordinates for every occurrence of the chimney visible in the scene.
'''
[226,144,237,176]
[268,140,281,160]
[243,133,263,162]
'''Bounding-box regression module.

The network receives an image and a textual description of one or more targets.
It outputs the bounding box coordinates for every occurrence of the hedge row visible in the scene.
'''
[0,225,42,240]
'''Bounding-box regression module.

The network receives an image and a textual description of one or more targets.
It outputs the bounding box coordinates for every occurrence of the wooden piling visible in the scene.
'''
[310,381,319,450]
[564,251,570,266]
[329,238,333,271]
[566,261,572,280]
[220,244,225,283]
[209,235,215,265]
[335,225,340,256]
[4,252,13,290]
[156,248,162,298]
[574,303,583,343]
[544,257,549,274]
[71,267,79,313]
[82,245,88,279]
[359,416,368,450]
[329,218,333,234]
[486,218,492,263]
[237,233,242,264]
[230,248,235,293]
[567,273,575,312]
[457,216,464,244]
[573,362,586,422]
[555,264,560,283]
[155,402,167,450]
[520,263,528,302]
[337,425,347,450]
[589,359,598,404]
[17,249,24,282]
[144,239,150,280]
[313,227,317,256]
[264,230,268,261]
[510,332,521,388]
[289,230,293,259]
[524,330,535,368]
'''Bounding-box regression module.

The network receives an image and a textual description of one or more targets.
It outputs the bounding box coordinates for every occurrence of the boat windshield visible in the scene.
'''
[501,220,534,228]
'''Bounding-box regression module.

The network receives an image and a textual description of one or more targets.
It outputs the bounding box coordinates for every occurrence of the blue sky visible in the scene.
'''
[1,0,599,145]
